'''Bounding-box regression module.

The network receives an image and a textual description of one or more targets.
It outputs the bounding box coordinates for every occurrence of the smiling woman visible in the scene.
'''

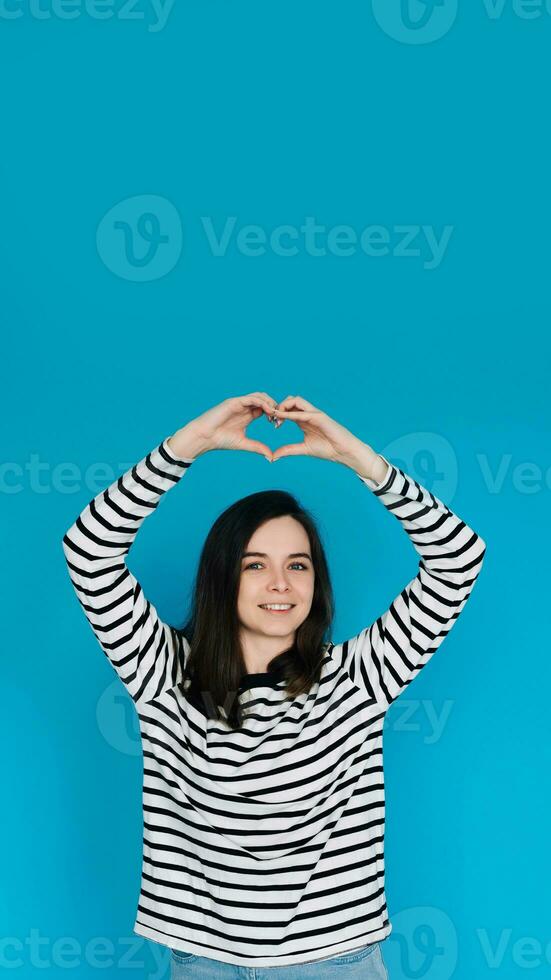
[179,482,334,728]
[237,518,317,672]
[61,393,485,973]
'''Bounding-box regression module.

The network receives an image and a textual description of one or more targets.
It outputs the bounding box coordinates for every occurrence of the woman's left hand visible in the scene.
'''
[269,395,368,466]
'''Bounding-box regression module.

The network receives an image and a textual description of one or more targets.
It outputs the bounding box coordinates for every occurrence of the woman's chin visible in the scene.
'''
[256,614,297,634]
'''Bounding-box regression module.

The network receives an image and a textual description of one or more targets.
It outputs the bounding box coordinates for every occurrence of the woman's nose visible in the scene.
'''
[269,574,291,590]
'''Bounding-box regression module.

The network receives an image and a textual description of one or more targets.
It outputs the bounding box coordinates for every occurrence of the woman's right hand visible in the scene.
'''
[167,392,280,461]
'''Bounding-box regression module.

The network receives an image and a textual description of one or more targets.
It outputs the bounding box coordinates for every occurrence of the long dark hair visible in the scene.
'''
[175,488,335,730]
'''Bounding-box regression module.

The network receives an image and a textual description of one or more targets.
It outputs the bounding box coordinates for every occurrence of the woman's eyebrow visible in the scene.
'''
[242,551,312,560]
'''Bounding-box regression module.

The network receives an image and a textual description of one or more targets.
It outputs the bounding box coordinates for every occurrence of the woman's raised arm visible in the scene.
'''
[268,394,487,708]
[342,457,487,707]
[61,437,195,708]
[61,394,279,709]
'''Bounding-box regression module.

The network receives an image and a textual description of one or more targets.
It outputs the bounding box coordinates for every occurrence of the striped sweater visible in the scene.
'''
[61,436,486,967]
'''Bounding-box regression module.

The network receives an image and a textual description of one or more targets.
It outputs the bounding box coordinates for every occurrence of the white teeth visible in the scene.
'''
[260,604,294,610]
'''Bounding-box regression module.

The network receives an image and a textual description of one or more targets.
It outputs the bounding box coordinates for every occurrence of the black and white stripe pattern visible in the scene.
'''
[62,437,486,967]
[348,460,487,707]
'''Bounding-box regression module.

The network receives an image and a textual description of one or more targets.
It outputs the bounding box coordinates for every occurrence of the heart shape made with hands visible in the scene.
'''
[240,393,384,479]
[251,394,332,463]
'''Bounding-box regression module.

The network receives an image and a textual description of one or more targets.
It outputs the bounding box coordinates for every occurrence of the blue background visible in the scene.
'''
[2,1,549,978]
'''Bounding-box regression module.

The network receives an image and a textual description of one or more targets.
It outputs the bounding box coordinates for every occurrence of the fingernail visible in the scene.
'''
[264,456,272,463]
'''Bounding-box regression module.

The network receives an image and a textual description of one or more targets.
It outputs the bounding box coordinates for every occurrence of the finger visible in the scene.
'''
[258,393,280,418]
[276,394,297,411]
[241,394,273,409]
[271,409,315,420]
[240,438,274,459]
[271,395,293,424]
[241,395,277,416]
[258,394,283,426]
[276,395,317,412]
[260,393,281,423]
[259,392,279,408]
[271,443,308,462]
[246,392,278,409]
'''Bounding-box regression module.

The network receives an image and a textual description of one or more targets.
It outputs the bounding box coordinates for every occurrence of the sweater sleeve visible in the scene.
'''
[61,437,194,709]
[339,454,487,708]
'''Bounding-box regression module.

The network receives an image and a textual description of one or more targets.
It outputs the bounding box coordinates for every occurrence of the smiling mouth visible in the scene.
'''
[258,604,296,613]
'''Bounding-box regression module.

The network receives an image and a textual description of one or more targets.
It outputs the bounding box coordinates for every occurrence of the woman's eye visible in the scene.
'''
[244,562,308,571]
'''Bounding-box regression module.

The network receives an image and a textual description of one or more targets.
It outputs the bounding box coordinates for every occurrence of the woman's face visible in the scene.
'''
[237,516,315,644]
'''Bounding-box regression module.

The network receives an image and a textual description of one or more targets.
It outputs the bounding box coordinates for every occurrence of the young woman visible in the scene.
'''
[62,392,486,979]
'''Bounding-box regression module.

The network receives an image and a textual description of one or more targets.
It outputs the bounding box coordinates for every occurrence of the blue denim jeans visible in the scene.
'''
[170,941,389,979]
